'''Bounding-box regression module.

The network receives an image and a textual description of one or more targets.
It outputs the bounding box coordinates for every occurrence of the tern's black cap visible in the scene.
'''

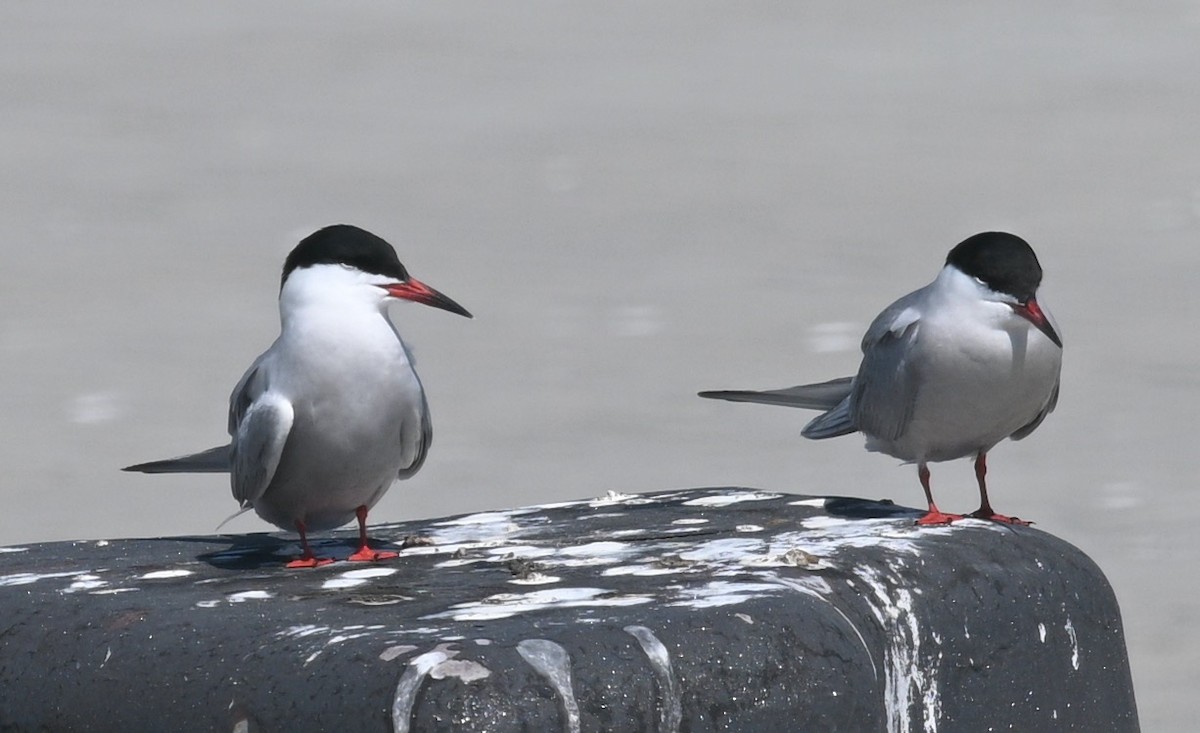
[282,225,409,288]
[945,232,1043,303]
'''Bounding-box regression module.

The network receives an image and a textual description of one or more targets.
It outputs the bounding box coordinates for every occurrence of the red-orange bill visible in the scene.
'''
[1013,298,1061,347]
[383,278,472,318]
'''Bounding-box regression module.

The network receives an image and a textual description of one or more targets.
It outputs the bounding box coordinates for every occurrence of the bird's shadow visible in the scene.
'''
[822,496,924,520]
[144,533,403,571]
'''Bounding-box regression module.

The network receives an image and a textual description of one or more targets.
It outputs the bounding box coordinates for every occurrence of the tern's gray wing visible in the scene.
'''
[230,393,294,506]
[228,352,273,436]
[1010,377,1059,441]
[397,385,433,480]
[847,291,926,442]
[227,354,294,505]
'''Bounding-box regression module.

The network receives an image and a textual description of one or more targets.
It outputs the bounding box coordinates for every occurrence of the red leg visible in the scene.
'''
[967,453,1031,525]
[347,505,399,562]
[286,520,335,568]
[915,462,963,525]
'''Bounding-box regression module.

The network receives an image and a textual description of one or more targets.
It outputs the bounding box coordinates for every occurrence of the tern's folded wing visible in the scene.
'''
[230,395,293,506]
[851,310,922,443]
[1010,378,1059,441]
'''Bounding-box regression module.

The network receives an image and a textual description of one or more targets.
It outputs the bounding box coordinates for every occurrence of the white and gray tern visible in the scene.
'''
[700,232,1062,525]
[125,224,472,566]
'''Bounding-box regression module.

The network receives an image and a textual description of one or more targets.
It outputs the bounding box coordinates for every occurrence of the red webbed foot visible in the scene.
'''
[915,508,964,526]
[286,555,336,569]
[968,509,1032,525]
[347,547,400,563]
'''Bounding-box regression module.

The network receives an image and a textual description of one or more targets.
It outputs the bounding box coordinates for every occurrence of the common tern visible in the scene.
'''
[700,231,1062,525]
[125,224,472,566]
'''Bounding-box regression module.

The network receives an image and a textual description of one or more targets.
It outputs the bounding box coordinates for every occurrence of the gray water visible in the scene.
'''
[1,3,1196,728]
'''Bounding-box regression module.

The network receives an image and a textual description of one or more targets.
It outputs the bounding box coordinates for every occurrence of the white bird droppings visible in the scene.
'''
[518,639,581,733]
[509,572,562,586]
[429,587,653,622]
[227,590,272,603]
[683,491,781,507]
[0,571,89,587]
[138,569,194,580]
[429,658,492,683]
[380,645,419,662]
[1065,618,1080,671]
[392,648,457,733]
[624,626,682,733]
[321,566,398,590]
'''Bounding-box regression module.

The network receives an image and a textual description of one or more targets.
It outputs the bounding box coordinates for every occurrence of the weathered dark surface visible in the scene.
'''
[0,488,1137,732]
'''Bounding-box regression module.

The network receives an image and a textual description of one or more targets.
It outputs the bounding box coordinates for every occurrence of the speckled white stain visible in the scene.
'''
[678,537,765,565]
[430,543,565,570]
[277,624,331,639]
[800,515,862,530]
[62,575,108,593]
[788,498,828,508]
[0,570,89,587]
[669,580,783,609]
[601,564,683,578]
[606,528,647,538]
[321,566,398,590]
[1065,617,1079,670]
[682,491,782,507]
[554,541,636,567]
[586,490,690,508]
[430,658,492,683]
[855,563,940,733]
[779,518,975,560]
[518,639,581,733]
[137,569,194,580]
[227,590,273,602]
[429,587,653,622]
[417,508,547,553]
[588,490,637,506]
[389,643,492,732]
[624,626,682,733]
[509,572,562,586]
[379,644,418,662]
[392,647,456,733]
[743,546,825,569]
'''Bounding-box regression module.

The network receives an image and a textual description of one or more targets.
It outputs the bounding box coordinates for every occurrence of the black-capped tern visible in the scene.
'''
[125,224,472,566]
[700,231,1062,525]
